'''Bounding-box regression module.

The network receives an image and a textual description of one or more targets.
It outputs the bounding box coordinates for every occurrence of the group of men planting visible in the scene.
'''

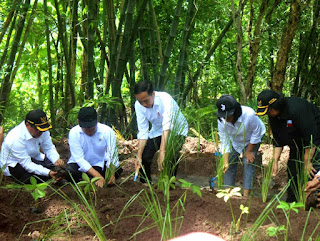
[0,81,319,206]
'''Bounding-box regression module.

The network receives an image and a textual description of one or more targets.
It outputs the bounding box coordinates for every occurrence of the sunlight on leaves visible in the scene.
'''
[216,187,241,202]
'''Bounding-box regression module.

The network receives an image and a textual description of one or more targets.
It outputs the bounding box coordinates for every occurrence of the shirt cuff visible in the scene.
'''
[78,161,92,173]
[137,132,148,140]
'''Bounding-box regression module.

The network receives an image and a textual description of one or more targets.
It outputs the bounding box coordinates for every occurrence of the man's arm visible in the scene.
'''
[244,143,257,164]
[272,147,283,176]
[87,167,105,188]
[158,130,169,171]
[40,131,63,166]
[223,152,230,173]
[304,146,317,177]
[136,139,147,170]
[0,126,4,151]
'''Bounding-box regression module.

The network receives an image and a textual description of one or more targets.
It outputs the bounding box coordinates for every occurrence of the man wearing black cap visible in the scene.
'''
[0,109,64,183]
[256,89,320,202]
[216,95,266,197]
[66,107,121,188]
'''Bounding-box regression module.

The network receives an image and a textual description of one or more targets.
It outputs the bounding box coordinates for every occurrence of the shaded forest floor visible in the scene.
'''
[0,137,319,240]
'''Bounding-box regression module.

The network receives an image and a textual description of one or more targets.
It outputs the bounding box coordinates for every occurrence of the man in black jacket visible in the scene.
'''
[256,89,320,202]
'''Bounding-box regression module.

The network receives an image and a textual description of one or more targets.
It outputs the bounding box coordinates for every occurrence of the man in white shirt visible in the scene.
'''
[216,95,266,197]
[66,107,121,188]
[134,81,188,183]
[0,109,64,183]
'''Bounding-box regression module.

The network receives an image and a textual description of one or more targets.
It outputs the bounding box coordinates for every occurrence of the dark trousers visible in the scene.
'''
[9,157,55,184]
[65,163,123,183]
[287,146,320,202]
[140,135,185,183]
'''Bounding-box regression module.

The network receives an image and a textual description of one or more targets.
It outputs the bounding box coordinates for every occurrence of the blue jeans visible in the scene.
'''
[223,144,260,190]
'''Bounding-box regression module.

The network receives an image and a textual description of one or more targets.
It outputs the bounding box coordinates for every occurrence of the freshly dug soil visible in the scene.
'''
[0,137,319,241]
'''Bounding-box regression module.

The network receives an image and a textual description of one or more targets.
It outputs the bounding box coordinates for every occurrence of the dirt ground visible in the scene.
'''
[0,137,319,241]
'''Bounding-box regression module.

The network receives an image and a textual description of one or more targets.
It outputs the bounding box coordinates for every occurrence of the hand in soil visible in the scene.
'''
[54,159,65,167]
[305,190,320,211]
[107,175,116,186]
[305,162,317,178]
[52,166,68,180]
[95,177,106,188]
[305,177,320,191]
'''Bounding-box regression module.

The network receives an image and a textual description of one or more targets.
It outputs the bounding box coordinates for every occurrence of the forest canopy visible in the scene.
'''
[0,0,319,138]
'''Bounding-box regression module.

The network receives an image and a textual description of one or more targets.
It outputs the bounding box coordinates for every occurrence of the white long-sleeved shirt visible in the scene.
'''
[218,106,266,154]
[67,123,119,172]
[0,121,60,176]
[135,91,188,139]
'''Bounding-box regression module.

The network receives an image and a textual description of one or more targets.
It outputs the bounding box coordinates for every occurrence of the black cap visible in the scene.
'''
[216,95,237,118]
[78,107,97,128]
[26,109,52,132]
[256,90,280,116]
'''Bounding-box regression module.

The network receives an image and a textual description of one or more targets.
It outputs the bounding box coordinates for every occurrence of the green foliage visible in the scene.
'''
[276,201,304,241]
[77,172,100,207]
[117,173,199,240]
[216,187,248,234]
[24,176,48,204]
[276,200,304,214]
[5,176,49,208]
[260,158,274,202]
[183,105,217,140]
[266,225,286,237]
[178,178,202,198]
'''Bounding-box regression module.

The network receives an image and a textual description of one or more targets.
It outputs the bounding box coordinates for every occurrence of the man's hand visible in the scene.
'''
[244,150,255,164]
[135,158,141,171]
[305,162,317,178]
[54,159,65,167]
[108,174,116,186]
[272,160,278,177]
[305,176,320,191]
[49,170,62,181]
[157,149,165,171]
[95,176,106,188]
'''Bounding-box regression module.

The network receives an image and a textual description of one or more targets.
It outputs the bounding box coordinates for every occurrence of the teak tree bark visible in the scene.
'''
[271,0,301,92]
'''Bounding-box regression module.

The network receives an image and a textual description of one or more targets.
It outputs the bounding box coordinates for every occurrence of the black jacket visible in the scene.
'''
[269,97,320,149]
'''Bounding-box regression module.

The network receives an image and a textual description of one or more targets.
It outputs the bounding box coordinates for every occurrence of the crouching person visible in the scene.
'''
[0,109,64,183]
[66,107,122,187]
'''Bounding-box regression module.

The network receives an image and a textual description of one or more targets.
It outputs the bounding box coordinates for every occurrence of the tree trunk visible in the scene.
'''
[0,0,20,45]
[0,14,17,71]
[271,0,301,92]
[175,0,196,101]
[54,0,76,110]
[181,17,234,106]
[157,0,183,90]
[245,0,269,100]
[0,0,30,124]
[44,0,55,133]
[231,0,248,103]
[87,0,95,99]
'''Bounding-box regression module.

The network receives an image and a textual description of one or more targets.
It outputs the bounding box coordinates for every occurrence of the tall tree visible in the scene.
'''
[44,0,55,131]
[271,0,301,92]
[0,0,30,124]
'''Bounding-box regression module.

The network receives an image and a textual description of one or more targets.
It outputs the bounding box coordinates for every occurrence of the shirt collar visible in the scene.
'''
[153,91,160,107]
[79,123,101,134]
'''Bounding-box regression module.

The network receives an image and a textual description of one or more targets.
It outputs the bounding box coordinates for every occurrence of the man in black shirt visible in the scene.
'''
[256,89,320,202]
